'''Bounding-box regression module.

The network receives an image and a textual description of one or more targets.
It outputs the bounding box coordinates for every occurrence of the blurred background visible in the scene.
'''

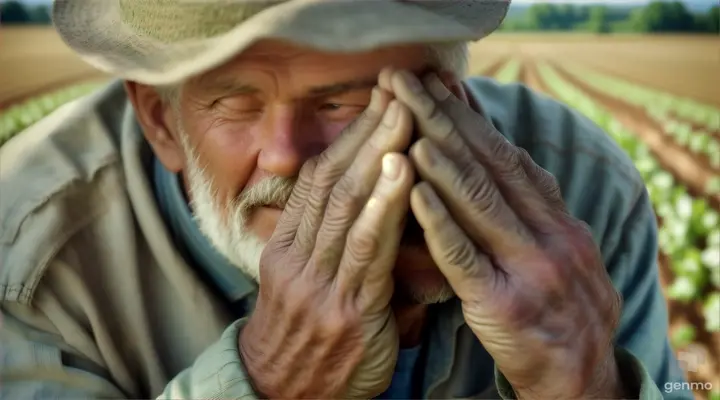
[1,0,718,398]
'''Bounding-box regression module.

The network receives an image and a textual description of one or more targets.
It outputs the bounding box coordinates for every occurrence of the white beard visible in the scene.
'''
[179,131,295,283]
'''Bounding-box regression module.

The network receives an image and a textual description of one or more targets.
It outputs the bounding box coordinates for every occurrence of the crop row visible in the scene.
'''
[560,64,720,173]
[561,63,720,132]
[493,59,522,84]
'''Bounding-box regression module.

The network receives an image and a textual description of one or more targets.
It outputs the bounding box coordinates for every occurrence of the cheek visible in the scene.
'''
[195,122,261,201]
[320,120,355,143]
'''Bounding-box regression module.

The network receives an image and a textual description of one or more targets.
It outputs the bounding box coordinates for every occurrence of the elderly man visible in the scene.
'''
[0,1,691,399]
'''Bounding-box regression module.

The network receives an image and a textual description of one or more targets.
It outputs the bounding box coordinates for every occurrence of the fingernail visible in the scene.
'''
[401,71,423,93]
[425,74,451,101]
[382,101,399,127]
[382,153,401,180]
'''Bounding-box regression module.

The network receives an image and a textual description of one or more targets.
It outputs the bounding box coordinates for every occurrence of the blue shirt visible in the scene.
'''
[376,346,422,399]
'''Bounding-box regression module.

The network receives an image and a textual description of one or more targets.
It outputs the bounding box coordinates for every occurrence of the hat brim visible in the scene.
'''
[53,0,509,85]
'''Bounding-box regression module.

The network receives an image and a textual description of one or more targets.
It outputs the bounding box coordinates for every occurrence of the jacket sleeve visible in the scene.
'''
[492,189,692,400]
[156,320,258,399]
[0,304,259,400]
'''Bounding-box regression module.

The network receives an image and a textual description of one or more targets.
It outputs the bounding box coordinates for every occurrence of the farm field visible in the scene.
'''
[0,27,108,109]
[1,27,719,399]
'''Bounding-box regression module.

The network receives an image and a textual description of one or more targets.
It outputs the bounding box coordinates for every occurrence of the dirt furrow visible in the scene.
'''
[549,62,720,212]
[664,111,720,141]
[481,57,509,79]
[520,60,551,96]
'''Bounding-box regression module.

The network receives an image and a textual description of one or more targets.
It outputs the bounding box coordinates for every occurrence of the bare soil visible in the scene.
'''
[471,34,720,107]
[0,27,109,109]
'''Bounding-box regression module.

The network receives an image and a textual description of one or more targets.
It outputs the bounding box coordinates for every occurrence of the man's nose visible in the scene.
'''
[256,110,330,177]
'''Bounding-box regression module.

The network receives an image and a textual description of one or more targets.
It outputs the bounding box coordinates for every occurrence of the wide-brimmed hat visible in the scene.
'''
[53,0,510,85]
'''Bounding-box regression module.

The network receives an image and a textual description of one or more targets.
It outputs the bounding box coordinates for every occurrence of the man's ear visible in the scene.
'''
[123,81,184,173]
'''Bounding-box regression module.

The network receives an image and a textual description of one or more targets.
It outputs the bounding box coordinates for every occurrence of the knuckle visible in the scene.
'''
[295,212,321,246]
[439,238,477,271]
[333,173,363,201]
[328,175,366,216]
[453,163,495,209]
[345,225,380,265]
[320,305,359,337]
[314,153,345,184]
[506,148,526,176]
[517,146,533,164]
[422,100,455,138]
[348,108,381,135]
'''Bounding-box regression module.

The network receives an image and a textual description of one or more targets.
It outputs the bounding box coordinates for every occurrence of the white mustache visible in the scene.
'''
[234,176,297,213]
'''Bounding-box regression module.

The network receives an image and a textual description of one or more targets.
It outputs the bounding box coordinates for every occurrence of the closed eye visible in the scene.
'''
[319,103,343,111]
[317,103,366,121]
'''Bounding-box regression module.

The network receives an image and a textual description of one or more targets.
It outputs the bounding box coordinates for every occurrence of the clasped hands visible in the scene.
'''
[239,68,627,399]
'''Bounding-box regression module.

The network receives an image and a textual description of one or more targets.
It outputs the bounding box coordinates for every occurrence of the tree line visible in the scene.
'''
[1,0,718,34]
[502,2,719,33]
[1,1,51,24]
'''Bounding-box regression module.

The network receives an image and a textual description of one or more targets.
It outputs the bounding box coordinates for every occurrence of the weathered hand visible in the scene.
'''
[239,87,415,398]
[381,69,626,399]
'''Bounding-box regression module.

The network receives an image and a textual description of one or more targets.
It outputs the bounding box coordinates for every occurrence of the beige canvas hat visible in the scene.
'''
[53,0,510,85]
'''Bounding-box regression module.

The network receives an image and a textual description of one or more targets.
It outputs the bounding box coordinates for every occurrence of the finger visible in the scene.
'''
[516,146,568,213]
[308,100,413,278]
[267,159,318,252]
[391,71,555,221]
[291,87,392,259]
[377,67,395,93]
[420,73,565,214]
[409,182,495,300]
[335,153,414,311]
[410,138,532,255]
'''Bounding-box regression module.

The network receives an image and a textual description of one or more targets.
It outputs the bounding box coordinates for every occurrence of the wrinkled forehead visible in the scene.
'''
[185,39,435,94]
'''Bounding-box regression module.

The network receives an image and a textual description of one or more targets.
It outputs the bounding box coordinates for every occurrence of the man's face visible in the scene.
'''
[168,39,455,304]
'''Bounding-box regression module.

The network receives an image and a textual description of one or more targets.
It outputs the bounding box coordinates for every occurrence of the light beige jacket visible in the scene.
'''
[1,82,254,399]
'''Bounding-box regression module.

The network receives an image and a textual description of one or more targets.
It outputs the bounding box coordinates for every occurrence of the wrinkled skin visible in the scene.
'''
[379,69,627,399]
[240,68,628,399]
[240,88,416,398]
